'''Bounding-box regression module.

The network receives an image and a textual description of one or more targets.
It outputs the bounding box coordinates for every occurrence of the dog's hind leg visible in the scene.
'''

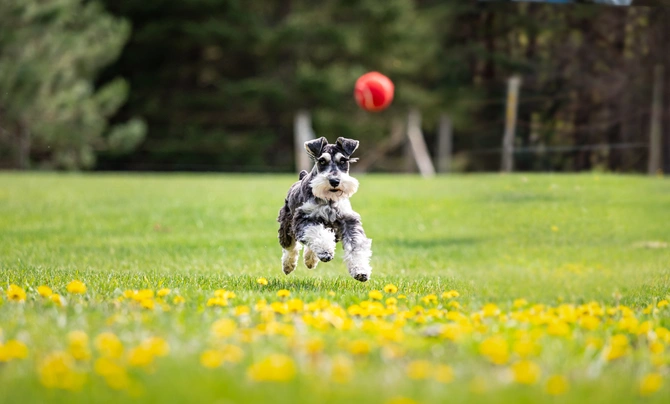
[281,243,301,275]
[278,203,300,275]
[341,216,372,282]
[303,247,319,269]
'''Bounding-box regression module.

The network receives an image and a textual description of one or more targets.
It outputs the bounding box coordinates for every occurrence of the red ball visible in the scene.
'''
[354,72,394,112]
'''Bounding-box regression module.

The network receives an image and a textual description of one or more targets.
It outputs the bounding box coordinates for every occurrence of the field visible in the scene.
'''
[1,172,669,403]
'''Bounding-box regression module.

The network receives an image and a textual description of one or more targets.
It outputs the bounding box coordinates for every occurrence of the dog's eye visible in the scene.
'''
[318,160,327,166]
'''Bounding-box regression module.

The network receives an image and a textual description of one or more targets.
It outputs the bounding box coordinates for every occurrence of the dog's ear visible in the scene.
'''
[304,137,328,159]
[336,137,359,157]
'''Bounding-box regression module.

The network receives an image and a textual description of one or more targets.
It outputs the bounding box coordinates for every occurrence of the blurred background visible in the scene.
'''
[1,0,669,174]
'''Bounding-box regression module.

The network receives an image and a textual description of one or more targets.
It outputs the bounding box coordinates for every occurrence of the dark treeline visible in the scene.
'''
[2,1,669,172]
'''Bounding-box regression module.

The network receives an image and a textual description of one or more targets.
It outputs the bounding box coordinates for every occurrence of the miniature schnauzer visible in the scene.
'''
[277,137,372,282]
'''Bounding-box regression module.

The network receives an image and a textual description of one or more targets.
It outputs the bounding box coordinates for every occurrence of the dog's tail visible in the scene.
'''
[299,170,308,180]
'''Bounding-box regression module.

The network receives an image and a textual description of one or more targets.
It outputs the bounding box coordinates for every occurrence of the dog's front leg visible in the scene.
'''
[341,215,372,282]
[295,216,336,263]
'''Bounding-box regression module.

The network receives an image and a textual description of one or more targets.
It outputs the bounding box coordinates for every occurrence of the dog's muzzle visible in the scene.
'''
[329,178,340,191]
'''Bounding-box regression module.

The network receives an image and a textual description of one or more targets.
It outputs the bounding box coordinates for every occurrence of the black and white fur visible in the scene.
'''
[277,137,372,282]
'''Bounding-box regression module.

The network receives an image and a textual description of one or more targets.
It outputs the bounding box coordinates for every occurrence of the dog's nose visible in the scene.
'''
[329,178,340,187]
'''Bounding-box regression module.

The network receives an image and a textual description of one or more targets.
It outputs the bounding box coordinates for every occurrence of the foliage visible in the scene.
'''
[0,0,145,169]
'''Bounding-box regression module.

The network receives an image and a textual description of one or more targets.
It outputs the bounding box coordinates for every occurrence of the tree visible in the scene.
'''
[0,0,146,170]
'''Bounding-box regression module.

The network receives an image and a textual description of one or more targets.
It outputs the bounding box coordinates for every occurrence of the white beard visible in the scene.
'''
[310,172,359,202]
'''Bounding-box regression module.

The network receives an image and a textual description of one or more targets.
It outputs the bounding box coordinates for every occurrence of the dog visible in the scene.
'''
[277,137,372,282]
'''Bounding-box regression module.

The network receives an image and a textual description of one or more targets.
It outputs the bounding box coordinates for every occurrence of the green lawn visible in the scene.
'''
[0,173,669,403]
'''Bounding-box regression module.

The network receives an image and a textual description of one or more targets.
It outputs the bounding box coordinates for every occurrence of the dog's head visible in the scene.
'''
[304,137,360,201]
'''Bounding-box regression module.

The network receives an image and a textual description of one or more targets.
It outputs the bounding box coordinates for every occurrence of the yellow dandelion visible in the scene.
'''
[369,290,383,300]
[173,295,186,304]
[66,280,86,294]
[640,373,663,396]
[511,360,541,384]
[247,354,296,382]
[207,297,228,307]
[38,351,86,391]
[157,288,171,297]
[67,331,91,361]
[386,297,398,306]
[50,294,65,306]
[479,336,509,365]
[200,349,225,368]
[448,301,461,309]
[144,337,169,357]
[383,284,398,294]
[0,339,29,361]
[212,318,237,338]
[546,375,569,395]
[127,346,154,367]
[37,286,53,298]
[6,284,26,302]
[482,303,500,317]
[421,294,438,305]
[256,277,269,286]
[94,333,124,359]
[658,300,669,308]
[277,289,291,298]
[397,294,407,300]
[140,299,155,310]
[331,355,354,383]
[551,225,559,232]
[348,340,372,356]
[328,291,336,297]
[442,290,460,299]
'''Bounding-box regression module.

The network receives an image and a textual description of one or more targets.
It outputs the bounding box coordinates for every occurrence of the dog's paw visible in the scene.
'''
[283,264,295,275]
[317,250,334,262]
[353,272,369,282]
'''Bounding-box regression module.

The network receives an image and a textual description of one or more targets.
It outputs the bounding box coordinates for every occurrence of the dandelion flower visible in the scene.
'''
[157,288,171,297]
[247,354,296,382]
[421,294,438,305]
[513,298,528,309]
[256,278,269,286]
[277,289,291,298]
[66,280,86,294]
[331,355,353,383]
[442,290,460,299]
[348,340,372,356]
[658,299,669,308]
[212,318,237,338]
[383,284,398,294]
[200,350,225,368]
[50,294,65,306]
[511,360,541,384]
[0,339,29,361]
[37,286,53,298]
[639,373,663,396]
[6,284,26,302]
[369,290,383,300]
[67,331,91,361]
[95,333,124,359]
[479,336,509,365]
[173,295,186,304]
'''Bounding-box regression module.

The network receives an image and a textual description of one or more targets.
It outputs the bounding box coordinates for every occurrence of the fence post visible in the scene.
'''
[294,110,314,173]
[501,75,522,173]
[648,64,663,175]
[436,113,453,173]
[406,108,436,178]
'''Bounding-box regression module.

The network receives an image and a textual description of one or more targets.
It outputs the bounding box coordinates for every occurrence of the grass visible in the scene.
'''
[0,172,669,403]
